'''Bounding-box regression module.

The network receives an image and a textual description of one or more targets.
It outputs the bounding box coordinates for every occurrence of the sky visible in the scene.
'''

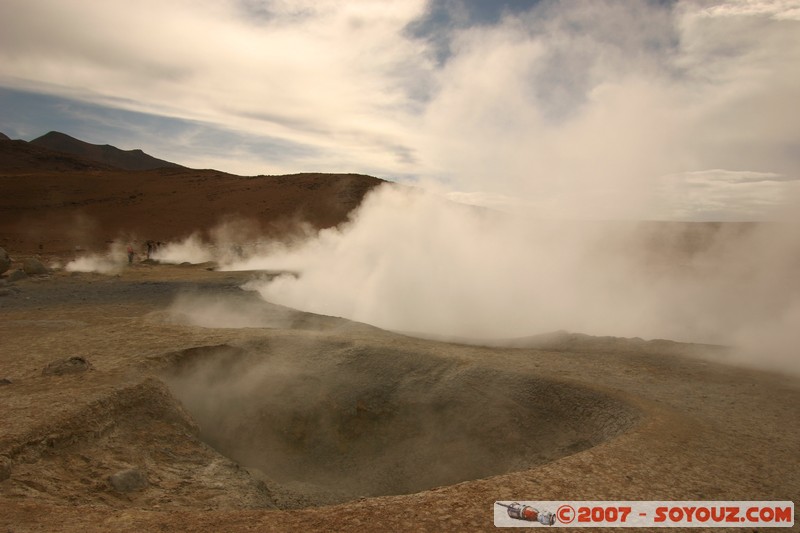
[1,0,799,220]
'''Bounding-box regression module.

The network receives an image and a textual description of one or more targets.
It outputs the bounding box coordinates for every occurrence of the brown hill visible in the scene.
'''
[0,132,9,141]
[30,131,183,171]
[0,139,385,254]
[0,138,117,173]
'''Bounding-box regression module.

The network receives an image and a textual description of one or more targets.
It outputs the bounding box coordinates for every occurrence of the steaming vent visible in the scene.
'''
[162,340,639,508]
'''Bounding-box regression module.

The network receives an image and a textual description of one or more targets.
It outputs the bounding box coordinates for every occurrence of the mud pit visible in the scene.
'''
[162,339,639,507]
[3,267,799,532]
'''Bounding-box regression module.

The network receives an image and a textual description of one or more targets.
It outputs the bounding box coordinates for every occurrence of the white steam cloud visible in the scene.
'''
[151,234,214,264]
[65,241,128,274]
[225,184,800,374]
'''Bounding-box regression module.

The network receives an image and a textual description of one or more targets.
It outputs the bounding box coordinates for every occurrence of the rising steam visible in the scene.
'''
[65,241,129,274]
[218,184,800,374]
[151,234,214,264]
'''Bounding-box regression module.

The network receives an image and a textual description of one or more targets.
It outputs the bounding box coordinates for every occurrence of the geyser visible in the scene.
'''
[163,338,639,507]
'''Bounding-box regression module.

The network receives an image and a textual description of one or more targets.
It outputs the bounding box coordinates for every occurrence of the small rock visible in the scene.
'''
[22,258,48,276]
[0,378,11,386]
[7,270,26,282]
[0,288,11,297]
[0,247,10,275]
[0,456,11,481]
[42,356,92,376]
[108,467,148,492]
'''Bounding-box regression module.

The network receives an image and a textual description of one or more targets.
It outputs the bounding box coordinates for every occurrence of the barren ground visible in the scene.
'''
[0,257,798,532]
[1,142,797,531]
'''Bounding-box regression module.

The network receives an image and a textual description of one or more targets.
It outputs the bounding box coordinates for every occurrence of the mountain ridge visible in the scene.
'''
[29,131,184,171]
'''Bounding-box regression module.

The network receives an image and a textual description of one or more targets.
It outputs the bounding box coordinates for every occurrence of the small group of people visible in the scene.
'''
[126,240,164,264]
[144,240,164,259]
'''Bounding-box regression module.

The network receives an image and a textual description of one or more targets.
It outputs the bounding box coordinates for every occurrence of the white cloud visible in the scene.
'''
[0,0,431,174]
[657,170,800,220]
[0,0,798,219]
[699,0,800,21]
[416,0,800,219]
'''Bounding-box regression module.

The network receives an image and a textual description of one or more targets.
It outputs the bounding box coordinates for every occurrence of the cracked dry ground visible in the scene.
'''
[0,263,798,532]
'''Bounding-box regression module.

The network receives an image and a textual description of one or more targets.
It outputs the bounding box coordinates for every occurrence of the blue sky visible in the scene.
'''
[1,0,799,220]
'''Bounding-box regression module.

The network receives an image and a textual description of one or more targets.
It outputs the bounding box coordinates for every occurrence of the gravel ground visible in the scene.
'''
[0,262,798,532]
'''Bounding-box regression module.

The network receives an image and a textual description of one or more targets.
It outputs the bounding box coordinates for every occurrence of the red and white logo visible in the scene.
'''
[494,501,794,528]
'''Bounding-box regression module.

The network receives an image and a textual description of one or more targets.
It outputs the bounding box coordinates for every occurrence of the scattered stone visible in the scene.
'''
[108,467,148,492]
[0,378,11,386]
[7,269,26,282]
[42,356,92,376]
[0,456,11,481]
[22,258,48,276]
[0,247,10,275]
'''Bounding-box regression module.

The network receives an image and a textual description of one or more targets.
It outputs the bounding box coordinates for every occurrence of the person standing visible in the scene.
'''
[127,244,135,264]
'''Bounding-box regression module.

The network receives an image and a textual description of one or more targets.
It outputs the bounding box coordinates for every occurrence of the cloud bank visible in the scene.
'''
[1,0,799,219]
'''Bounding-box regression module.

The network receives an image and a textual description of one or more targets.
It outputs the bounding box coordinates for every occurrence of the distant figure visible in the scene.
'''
[127,244,134,264]
[145,240,154,260]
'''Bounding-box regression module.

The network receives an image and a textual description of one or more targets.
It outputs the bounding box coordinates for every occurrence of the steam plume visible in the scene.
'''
[225,184,800,374]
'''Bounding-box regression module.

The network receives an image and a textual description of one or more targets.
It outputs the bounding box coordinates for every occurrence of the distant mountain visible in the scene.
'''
[0,132,10,141]
[30,131,183,171]
[0,137,117,172]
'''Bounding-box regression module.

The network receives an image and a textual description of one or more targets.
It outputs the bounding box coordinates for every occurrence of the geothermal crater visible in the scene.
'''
[163,338,640,507]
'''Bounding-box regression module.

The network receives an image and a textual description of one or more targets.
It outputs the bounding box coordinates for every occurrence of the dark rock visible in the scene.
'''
[7,269,26,282]
[108,467,148,492]
[0,247,9,275]
[22,258,48,276]
[42,356,92,376]
[0,378,11,386]
[0,456,11,481]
